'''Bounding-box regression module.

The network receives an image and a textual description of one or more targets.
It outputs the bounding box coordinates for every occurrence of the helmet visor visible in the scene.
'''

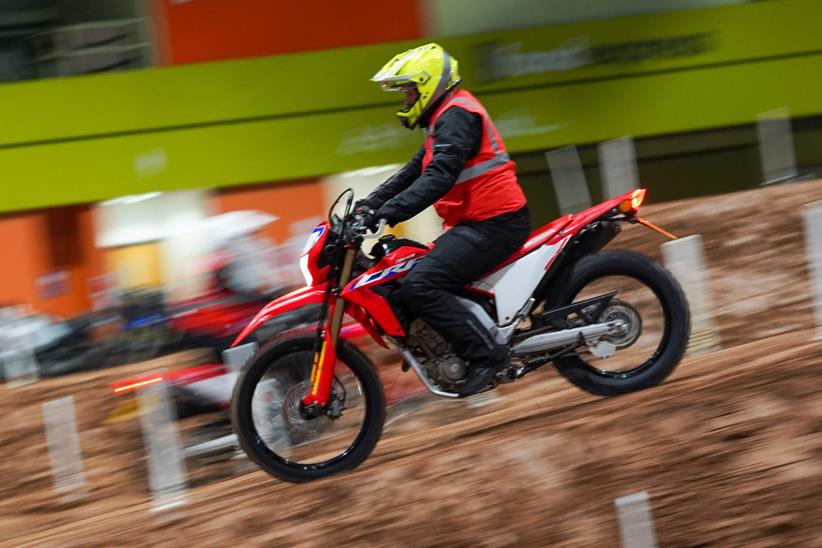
[373,70,430,91]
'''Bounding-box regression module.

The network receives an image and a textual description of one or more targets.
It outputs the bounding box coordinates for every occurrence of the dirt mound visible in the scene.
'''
[1,181,821,546]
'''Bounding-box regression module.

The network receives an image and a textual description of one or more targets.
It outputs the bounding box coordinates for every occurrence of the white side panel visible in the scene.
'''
[475,239,567,323]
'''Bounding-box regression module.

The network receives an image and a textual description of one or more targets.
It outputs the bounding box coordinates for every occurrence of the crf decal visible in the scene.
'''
[353,257,421,289]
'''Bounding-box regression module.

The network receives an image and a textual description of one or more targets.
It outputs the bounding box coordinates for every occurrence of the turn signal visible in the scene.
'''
[618,188,647,214]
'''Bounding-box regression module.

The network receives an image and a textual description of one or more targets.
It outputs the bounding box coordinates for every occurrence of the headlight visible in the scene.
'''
[302,226,325,254]
[298,226,326,286]
[299,254,312,286]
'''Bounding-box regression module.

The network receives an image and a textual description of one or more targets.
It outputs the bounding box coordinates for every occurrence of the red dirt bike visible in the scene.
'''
[231,188,690,482]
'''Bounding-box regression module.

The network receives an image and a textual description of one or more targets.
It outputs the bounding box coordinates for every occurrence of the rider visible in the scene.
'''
[357,43,530,397]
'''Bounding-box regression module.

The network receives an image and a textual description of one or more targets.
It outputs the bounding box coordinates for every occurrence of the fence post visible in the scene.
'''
[138,380,188,514]
[42,395,87,502]
[545,145,592,214]
[615,491,658,548]
[222,342,257,373]
[802,202,822,339]
[598,136,639,199]
[757,107,797,185]
[661,235,721,354]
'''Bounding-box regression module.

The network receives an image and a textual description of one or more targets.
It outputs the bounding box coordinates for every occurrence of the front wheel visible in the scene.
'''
[542,250,690,396]
[231,336,385,483]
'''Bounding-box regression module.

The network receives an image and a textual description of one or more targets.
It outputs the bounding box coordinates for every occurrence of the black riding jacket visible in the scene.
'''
[360,106,483,226]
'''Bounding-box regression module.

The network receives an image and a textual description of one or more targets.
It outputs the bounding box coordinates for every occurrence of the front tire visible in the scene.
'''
[543,250,690,396]
[231,336,385,483]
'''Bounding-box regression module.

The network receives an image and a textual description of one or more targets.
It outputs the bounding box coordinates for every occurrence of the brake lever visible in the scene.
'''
[362,219,387,240]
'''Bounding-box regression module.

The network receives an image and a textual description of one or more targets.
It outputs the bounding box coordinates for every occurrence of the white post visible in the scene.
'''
[545,146,591,214]
[757,107,798,185]
[222,342,258,373]
[802,202,822,338]
[42,395,87,501]
[661,235,721,354]
[615,491,658,548]
[598,136,639,199]
[138,380,188,513]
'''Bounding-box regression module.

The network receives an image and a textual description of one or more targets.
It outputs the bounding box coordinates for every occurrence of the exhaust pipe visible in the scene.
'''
[512,322,616,355]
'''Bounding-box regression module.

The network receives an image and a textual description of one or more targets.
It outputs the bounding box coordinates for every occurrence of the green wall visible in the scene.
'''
[1,0,821,212]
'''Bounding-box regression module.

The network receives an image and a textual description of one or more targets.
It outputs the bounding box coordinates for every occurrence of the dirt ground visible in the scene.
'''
[1,180,821,546]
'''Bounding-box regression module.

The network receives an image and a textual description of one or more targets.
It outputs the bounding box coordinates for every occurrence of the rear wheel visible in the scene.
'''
[541,250,690,396]
[231,336,385,482]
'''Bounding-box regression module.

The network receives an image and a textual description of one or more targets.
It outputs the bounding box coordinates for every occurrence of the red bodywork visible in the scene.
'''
[169,292,267,339]
[233,189,646,406]
[111,363,228,395]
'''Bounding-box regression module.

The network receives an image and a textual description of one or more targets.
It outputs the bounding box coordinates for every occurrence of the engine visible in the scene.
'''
[406,319,467,389]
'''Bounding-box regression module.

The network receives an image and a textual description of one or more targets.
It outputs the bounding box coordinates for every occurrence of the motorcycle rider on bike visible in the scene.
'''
[357,43,530,397]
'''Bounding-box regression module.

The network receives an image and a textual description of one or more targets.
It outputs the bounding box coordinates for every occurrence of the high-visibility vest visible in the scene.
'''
[423,89,526,227]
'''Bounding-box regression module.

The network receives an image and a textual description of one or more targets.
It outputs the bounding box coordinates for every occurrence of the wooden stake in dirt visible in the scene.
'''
[598,136,639,199]
[615,491,658,548]
[661,235,721,354]
[545,146,591,214]
[802,202,822,338]
[42,395,87,500]
[138,380,188,513]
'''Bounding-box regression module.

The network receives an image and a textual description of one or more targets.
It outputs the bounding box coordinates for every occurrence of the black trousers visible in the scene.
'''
[399,207,530,366]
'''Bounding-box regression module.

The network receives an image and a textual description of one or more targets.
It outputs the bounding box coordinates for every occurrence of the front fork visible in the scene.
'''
[302,247,357,409]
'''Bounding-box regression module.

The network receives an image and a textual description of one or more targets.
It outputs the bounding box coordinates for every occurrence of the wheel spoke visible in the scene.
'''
[249,351,367,466]
[571,275,666,376]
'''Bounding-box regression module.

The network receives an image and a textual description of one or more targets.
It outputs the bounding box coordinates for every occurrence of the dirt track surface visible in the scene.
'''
[2,181,822,546]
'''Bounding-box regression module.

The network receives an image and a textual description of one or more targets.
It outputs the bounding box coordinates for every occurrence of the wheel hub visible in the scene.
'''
[600,300,642,349]
[282,381,334,437]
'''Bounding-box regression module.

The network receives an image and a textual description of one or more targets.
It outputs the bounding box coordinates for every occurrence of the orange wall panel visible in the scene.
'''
[157,0,424,65]
[0,214,40,307]
[0,206,105,318]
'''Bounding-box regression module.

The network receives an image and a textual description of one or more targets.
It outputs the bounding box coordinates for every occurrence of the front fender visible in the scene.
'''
[231,284,327,347]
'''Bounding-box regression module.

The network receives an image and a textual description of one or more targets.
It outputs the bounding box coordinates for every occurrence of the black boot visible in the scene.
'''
[457,355,509,398]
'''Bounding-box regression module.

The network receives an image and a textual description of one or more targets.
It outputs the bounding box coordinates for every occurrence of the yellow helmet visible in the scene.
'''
[371,43,461,129]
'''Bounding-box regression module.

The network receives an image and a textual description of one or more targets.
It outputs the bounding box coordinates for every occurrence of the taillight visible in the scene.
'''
[618,188,646,214]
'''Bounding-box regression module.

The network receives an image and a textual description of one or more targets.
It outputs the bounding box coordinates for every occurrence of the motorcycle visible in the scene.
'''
[230,188,690,482]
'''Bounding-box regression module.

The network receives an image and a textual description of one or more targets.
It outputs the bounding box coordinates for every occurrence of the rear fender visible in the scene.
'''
[231,285,327,347]
[532,204,627,305]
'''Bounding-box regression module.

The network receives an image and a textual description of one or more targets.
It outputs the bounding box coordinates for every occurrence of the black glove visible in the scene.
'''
[360,208,381,232]
[354,198,378,212]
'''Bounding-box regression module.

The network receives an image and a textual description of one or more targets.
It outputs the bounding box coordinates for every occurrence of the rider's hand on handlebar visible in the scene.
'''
[356,208,381,232]
[353,203,371,216]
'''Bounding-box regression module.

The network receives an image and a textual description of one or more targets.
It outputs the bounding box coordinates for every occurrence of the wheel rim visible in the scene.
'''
[249,350,368,468]
[568,274,668,378]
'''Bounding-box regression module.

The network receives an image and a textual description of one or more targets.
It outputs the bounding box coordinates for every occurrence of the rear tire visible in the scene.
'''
[231,336,385,483]
[543,250,690,396]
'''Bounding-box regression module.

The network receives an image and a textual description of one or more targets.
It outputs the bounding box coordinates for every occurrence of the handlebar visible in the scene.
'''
[342,215,387,243]
[362,219,387,240]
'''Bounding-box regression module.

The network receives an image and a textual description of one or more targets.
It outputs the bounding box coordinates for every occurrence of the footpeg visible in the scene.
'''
[496,367,517,384]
